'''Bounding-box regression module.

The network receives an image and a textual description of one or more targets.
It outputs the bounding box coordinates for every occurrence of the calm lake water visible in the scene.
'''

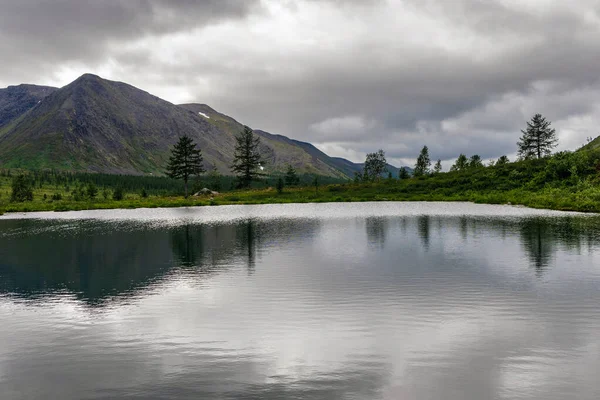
[1,202,600,399]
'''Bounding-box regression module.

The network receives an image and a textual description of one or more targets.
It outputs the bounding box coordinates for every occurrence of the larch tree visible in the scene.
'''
[450,154,469,172]
[517,114,558,159]
[469,154,483,168]
[166,135,206,198]
[231,126,263,188]
[413,146,431,177]
[496,155,509,166]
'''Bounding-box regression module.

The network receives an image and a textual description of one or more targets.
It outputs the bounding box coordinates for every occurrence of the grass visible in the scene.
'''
[2,147,600,215]
[1,178,600,215]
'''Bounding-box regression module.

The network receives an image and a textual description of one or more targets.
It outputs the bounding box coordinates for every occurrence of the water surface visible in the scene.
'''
[1,202,599,399]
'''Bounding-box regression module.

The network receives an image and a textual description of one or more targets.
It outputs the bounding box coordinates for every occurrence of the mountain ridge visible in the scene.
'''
[0,74,405,177]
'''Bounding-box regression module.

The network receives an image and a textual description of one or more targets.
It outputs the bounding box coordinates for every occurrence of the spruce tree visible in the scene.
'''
[517,114,558,159]
[413,146,431,177]
[10,175,33,202]
[433,159,442,174]
[398,167,410,179]
[231,126,263,188]
[166,135,205,198]
[284,164,300,186]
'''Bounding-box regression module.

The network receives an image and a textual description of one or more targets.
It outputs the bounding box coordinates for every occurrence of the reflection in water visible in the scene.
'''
[237,219,258,273]
[418,215,430,250]
[520,218,554,276]
[1,206,600,400]
[366,217,387,248]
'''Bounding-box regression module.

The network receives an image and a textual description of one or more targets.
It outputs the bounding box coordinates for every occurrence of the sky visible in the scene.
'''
[1,0,599,167]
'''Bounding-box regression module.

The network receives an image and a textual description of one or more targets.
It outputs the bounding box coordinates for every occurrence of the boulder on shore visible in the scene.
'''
[194,188,219,196]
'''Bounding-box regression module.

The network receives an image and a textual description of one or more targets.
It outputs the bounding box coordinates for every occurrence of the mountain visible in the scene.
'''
[0,74,404,177]
[0,84,57,129]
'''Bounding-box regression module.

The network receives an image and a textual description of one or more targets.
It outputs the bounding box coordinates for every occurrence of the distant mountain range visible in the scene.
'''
[0,74,407,177]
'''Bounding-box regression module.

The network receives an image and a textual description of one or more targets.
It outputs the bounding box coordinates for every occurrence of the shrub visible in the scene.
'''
[113,187,124,201]
[10,175,34,202]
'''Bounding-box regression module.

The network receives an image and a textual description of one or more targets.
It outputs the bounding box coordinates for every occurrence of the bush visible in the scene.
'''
[141,188,148,198]
[10,175,34,202]
[86,182,98,199]
[113,187,124,201]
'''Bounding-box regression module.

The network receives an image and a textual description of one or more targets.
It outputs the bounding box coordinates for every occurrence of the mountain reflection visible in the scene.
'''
[0,214,598,306]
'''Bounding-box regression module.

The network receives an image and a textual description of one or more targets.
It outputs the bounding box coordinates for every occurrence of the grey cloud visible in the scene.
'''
[0,0,261,81]
[1,0,600,163]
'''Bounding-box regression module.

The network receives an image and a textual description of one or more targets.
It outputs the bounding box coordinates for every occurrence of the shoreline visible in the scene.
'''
[1,192,598,217]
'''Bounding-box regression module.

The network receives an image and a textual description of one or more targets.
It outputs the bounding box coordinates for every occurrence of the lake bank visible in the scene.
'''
[1,181,599,216]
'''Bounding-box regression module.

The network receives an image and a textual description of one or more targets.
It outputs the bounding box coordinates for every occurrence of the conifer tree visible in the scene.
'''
[469,154,483,168]
[450,154,469,171]
[433,159,442,174]
[517,114,558,159]
[496,155,509,166]
[10,175,33,202]
[398,167,410,179]
[284,164,300,186]
[413,146,431,177]
[231,126,263,188]
[166,135,205,198]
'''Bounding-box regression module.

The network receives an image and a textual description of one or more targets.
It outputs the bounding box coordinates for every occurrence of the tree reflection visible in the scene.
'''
[237,219,258,274]
[366,217,388,248]
[519,218,554,276]
[171,224,203,267]
[418,215,430,250]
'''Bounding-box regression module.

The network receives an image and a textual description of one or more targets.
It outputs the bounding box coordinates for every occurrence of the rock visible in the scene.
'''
[194,188,219,196]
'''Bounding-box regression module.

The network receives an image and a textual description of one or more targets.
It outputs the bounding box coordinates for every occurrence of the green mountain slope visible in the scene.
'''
[0,74,403,177]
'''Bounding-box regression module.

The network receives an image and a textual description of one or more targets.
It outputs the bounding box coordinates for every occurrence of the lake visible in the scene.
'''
[1,202,600,399]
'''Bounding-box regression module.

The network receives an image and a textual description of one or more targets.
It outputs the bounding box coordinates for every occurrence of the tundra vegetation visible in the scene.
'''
[2,115,600,215]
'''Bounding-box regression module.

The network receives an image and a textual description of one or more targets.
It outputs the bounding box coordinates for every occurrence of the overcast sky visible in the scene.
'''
[1,0,599,166]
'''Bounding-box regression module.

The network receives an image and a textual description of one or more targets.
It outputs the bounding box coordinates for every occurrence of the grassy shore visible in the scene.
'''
[1,179,599,215]
[2,148,600,215]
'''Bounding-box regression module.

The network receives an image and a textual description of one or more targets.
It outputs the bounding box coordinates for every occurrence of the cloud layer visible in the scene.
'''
[1,0,599,166]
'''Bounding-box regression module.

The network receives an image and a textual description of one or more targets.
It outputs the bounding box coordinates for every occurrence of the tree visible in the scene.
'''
[284,164,300,186]
[398,167,410,179]
[413,146,431,177]
[496,155,509,166]
[112,186,124,201]
[433,159,442,174]
[312,175,319,194]
[354,171,363,183]
[450,154,469,171]
[363,149,387,181]
[86,182,98,199]
[517,113,558,159]
[10,175,33,202]
[207,167,222,191]
[276,177,284,194]
[469,154,483,168]
[166,135,206,197]
[232,126,263,188]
